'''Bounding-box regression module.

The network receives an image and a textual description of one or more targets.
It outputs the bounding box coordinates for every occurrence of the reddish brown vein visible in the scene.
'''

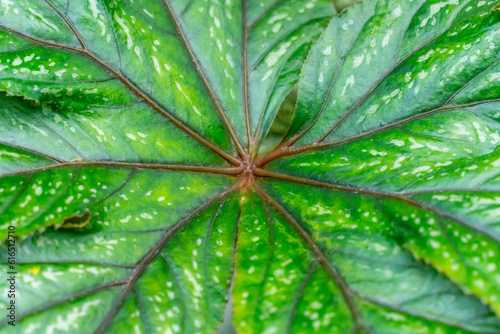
[0,161,243,178]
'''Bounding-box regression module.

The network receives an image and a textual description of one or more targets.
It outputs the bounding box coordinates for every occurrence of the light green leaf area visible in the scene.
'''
[1,0,500,333]
[0,95,227,167]
[0,167,233,240]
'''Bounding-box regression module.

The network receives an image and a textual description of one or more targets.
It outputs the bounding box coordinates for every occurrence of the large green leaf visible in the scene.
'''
[1,0,500,333]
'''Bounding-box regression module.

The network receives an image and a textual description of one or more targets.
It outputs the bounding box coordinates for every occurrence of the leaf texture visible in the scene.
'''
[1,0,500,333]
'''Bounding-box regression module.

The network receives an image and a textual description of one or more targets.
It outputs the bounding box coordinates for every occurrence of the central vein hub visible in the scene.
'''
[244,160,253,173]
[238,159,256,190]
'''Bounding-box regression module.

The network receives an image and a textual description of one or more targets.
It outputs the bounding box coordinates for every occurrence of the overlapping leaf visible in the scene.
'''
[1,0,500,333]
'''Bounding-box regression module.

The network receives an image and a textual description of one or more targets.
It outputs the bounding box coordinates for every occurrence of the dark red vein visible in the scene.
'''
[251,17,333,148]
[283,0,376,148]
[98,0,124,71]
[180,0,196,16]
[0,161,243,179]
[222,197,242,333]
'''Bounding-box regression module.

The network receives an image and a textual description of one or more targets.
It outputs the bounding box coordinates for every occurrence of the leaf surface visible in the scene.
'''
[1,0,500,333]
